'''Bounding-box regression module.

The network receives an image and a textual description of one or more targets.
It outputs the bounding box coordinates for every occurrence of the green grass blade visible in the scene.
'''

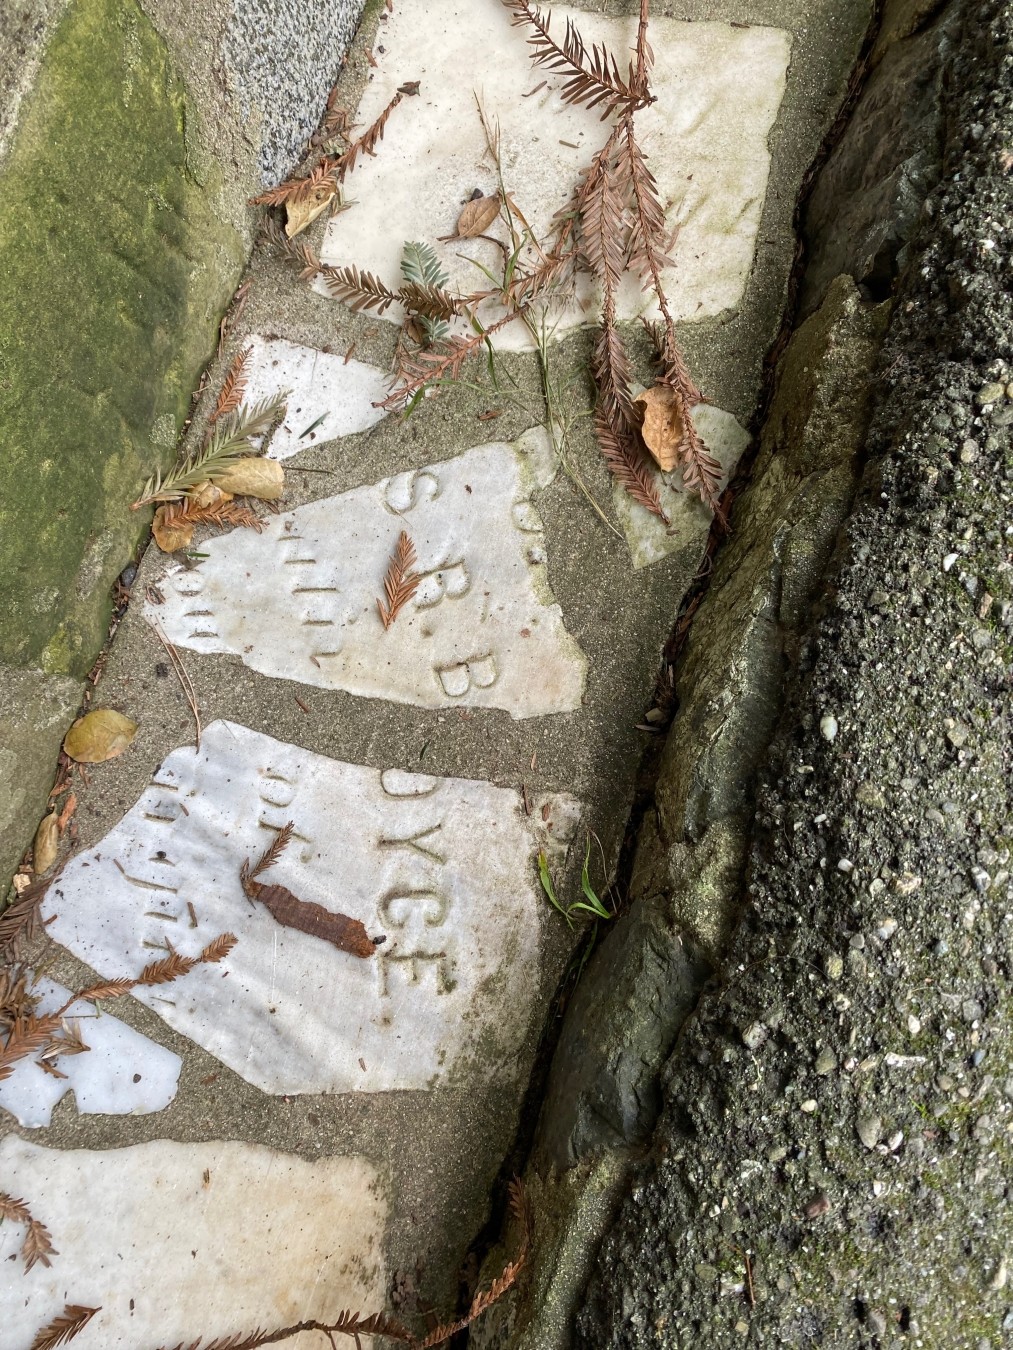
[537,851,573,929]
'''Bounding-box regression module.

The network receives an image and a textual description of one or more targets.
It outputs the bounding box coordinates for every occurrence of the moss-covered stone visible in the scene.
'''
[0,0,243,676]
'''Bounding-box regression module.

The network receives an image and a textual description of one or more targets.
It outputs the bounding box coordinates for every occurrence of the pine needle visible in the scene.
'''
[377,531,420,629]
[149,620,202,750]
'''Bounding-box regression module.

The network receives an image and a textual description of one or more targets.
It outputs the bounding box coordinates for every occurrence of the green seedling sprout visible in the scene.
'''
[537,835,614,927]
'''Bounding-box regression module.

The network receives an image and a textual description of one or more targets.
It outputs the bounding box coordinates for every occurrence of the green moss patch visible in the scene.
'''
[0,0,243,675]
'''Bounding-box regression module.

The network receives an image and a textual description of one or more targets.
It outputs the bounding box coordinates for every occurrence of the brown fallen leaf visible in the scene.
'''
[252,882,377,958]
[449,192,501,240]
[240,824,378,959]
[56,792,77,832]
[285,183,337,238]
[33,812,59,875]
[152,504,195,553]
[63,710,138,765]
[633,384,686,473]
[210,456,285,500]
[188,480,234,510]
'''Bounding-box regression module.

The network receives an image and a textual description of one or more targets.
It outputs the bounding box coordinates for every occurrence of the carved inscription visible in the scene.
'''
[148,435,587,719]
[44,722,581,1095]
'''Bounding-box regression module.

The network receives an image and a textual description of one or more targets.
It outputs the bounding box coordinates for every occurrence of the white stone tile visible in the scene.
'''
[318,2,791,348]
[0,976,181,1128]
[242,335,390,460]
[44,721,581,1095]
[0,1135,386,1350]
[615,404,752,568]
[148,429,587,718]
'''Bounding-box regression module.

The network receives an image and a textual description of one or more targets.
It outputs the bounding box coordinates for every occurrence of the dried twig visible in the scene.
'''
[377,531,421,628]
[149,621,202,750]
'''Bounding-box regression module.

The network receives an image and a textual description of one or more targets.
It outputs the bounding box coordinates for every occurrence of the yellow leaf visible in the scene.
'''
[633,385,685,473]
[64,709,138,764]
[152,506,195,553]
[453,192,501,239]
[285,184,336,238]
[210,457,285,500]
[33,811,59,875]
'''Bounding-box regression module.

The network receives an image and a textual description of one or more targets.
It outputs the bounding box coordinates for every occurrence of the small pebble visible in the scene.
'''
[867,1310,888,1336]
[943,552,959,571]
[895,871,922,894]
[742,1022,768,1052]
[820,714,838,742]
[857,1114,882,1149]
[805,1192,830,1219]
[837,858,854,874]
[977,381,1006,404]
[876,917,898,940]
[816,1048,837,1076]
[887,1130,904,1152]
[825,953,844,980]
[989,1257,1008,1291]
[908,1014,922,1036]
[800,1099,817,1113]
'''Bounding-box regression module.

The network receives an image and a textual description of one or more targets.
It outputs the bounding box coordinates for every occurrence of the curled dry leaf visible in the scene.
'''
[63,710,138,765]
[152,505,195,553]
[188,481,234,510]
[210,456,285,500]
[453,192,501,239]
[285,183,337,238]
[33,812,59,875]
[633,384,685,472]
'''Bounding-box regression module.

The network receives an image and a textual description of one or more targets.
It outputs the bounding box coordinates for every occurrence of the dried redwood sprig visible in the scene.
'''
[210,346,253,424]
[500,0,649,117]
[594,409,668,524]
[0,1191,58,1272]
[27,1304,99,1350]
[250,87,415,209]
[377,530,421,628]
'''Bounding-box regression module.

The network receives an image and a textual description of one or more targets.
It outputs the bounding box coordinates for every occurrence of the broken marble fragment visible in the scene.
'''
[318,2,791,349]
[44,721,581,1095]
[0,1135,386,1350]
[0,976,181,1128]
[148,429,587,718]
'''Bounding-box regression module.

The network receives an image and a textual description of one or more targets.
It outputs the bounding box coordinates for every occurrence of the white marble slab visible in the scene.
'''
[147,429,587,718]
[43,721,580,1095]
[319,1,791,348]
[616,404,752,568]
[243,335,390,460]
[0,1135,386,1350]
[0,976,181,1128]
